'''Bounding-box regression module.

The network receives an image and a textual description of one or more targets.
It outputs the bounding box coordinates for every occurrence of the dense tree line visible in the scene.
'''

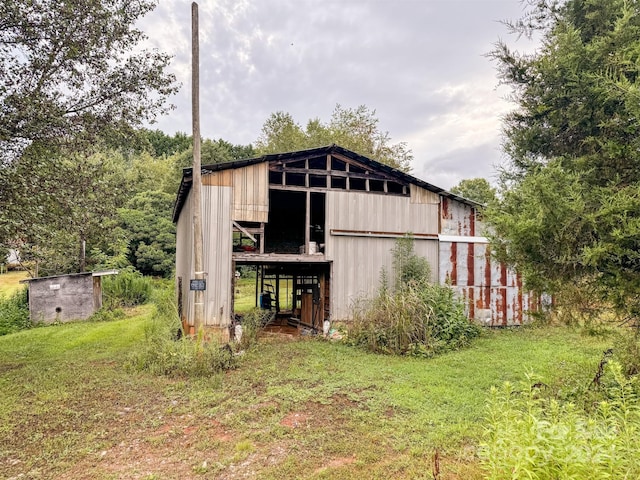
[487,0,640,320]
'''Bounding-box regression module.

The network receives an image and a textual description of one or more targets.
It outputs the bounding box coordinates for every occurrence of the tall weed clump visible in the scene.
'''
[127,284,236,377]
[479,362,640,479]
[0,287,30,336]
[348,236,480,357]
[102,268,153,307]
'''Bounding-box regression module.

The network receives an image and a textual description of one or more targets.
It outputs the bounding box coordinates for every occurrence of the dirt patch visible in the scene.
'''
[313,455,357,474]
[280,411,310,428]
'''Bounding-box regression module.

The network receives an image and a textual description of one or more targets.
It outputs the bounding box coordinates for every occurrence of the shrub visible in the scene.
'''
[0,287,30,336]
[347,236,480,356]
[236,308,272,349]
[102,268,153,308]
[479,362,640,479]
[127,284,236,377]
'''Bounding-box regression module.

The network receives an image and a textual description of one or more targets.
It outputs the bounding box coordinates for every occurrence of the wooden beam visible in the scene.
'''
[233,221,256,243]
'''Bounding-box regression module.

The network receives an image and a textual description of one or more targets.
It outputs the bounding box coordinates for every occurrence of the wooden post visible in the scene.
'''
[192,2,205,334]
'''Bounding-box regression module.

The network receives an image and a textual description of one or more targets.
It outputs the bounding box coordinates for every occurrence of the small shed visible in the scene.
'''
[20,270,118,324]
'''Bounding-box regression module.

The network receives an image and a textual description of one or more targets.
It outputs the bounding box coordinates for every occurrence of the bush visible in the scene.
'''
[0,287,30,336]
[127,284,236,377]
[347,236,480,357]
[102,269,153,308]
[236,308,273,349]
[479,362,640,479]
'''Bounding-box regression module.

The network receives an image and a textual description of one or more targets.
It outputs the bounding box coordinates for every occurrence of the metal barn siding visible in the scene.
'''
[329,236,439,320]
[326,189,439,320]
[440,196,476,236]
[326,190,439,236]
[438,198,537,325]
[231,163,269,222]
[202,185,233,327]
[175,185,233,330]
[175,188,194,329]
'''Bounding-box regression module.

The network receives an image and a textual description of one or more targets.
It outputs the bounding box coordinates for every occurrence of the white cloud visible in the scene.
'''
[140,0,539,190]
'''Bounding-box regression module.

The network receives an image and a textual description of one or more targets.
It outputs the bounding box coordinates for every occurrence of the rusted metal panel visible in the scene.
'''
[440,196,476,236]
[439,237,539,326]
[232,163,269,223]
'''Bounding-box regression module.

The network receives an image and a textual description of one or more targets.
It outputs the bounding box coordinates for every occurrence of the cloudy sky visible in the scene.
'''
[140,0,538,190]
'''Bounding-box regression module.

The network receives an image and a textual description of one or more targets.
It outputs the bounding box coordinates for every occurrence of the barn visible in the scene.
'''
[173,145,539,340]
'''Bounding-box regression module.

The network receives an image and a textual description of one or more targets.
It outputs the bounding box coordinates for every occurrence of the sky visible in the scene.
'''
[140,0,538,190]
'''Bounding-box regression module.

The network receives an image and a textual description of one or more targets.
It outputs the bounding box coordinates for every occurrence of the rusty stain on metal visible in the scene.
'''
[450,242,457,286]
[467,242,474,286]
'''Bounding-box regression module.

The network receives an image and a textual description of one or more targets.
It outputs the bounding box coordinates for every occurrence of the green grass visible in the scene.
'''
[0,270,28,297]
[0,313,613,479]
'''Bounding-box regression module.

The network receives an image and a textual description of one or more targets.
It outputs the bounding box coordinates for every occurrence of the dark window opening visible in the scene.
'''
[350,164,366,174]
[286,172,306,187]
[350,177,366,191]
[370,179,385,192]
[310,192,326,248]
[269,171,283,185]
[331,158,346,171]
[387,182,405,194]
[288,160,305,169]
[308,156,326,170]
[265,190,306,253]
[331,176,346,189]
[309,175,327,188]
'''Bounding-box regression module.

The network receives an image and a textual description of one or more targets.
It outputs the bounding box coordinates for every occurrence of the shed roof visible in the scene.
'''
[173,144,481,222]
[20,270,119,284]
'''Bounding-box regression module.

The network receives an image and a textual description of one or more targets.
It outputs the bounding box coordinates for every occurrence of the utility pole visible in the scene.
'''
[191,1,205,334]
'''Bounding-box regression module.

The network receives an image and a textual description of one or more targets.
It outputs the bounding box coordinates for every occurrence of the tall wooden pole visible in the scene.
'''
[192,2,205,334]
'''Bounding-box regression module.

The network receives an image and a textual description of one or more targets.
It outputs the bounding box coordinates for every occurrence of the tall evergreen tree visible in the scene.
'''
[488,0,640,319]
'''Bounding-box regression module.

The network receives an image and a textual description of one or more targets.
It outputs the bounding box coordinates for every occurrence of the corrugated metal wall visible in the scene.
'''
[175,185,233,329]
[202,186,233,327]
[326,189,439,320]
[439,198,538,325]
[326,190,439,234]
[232,163,269,222]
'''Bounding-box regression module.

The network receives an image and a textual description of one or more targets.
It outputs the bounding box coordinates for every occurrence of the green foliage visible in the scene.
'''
[348,236,480,356]
[613,330,640,377]
[488,0,640,319]
[127,285,236,377]
[102,269,153,308]
[237,308,272,349]
[256,104,413,172]
[118,191,176,277]
[167,138,255,193]
[480,362,640,479]
[0,286,30,336]
[0,0,177,161]
[449,178,496,205]
[391,235,431,289]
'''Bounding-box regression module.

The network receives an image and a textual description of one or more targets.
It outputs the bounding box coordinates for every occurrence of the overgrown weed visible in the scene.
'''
[480,362,640,479]
[127,284,236,377]
[347,236,480,356]
[0,286,30,336]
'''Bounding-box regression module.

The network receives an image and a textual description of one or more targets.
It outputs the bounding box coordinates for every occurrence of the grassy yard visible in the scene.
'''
[0,306,612,479]
[0,270,28,297]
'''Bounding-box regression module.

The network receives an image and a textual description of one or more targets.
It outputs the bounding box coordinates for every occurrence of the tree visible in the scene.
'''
[450,178,497,205]
[118,191,176,277]
[255,104,413,172]
[0,0,177,162]
[487,0,640,319]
